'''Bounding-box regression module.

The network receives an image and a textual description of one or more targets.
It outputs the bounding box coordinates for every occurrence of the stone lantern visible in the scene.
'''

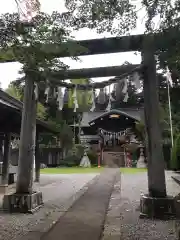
[137,143,146,168]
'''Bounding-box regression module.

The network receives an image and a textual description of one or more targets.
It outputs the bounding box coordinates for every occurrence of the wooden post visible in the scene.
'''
[1,133,11,185]
[0,137,4,162]
[35,131,40,182]
[142,40,167,198]
[3,82,43,213]
[16,76,37,194]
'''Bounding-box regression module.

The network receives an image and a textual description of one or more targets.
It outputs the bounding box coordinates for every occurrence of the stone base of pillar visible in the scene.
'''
[3,191,43,213]
[0,184,8,194]
[139,194,176,219]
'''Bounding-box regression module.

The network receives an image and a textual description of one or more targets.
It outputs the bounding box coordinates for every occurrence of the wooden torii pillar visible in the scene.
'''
[140,37,175,218]
[3,76,43,213]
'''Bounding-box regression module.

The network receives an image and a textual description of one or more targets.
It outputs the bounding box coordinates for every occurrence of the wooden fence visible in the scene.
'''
[39,147,63,167]
[10,147,63,167]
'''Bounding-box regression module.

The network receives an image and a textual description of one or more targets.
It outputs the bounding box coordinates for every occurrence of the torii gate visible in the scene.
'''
[0,32,176,217]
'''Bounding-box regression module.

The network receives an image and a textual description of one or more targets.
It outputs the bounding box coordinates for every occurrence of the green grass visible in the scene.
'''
[40,167,147,175]
[40,167,104,174]
[120,167,147,174]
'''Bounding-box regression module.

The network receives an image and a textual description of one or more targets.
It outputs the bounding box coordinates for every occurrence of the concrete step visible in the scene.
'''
[103,151,125,167]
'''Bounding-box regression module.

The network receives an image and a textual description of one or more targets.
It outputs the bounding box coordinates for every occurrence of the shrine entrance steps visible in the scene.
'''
[103,151,125,168]
[42,169,119,240]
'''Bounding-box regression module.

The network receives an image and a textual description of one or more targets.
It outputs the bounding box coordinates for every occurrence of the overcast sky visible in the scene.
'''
[0,0,146,89]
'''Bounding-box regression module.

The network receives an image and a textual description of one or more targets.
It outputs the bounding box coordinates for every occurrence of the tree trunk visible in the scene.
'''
[142,43,167,198]
[1,133,11,185]
[16,76,37,194]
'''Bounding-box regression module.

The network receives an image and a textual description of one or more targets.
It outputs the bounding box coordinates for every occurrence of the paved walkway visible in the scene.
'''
[0,173,98,240]
[42,169,119,240]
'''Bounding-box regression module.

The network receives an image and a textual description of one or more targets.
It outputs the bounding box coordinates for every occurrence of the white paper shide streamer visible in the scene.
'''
[123,92,129,103]
[72,86,79,112]
[106,85,112,111]
[133,72,141,90]
[110,84,116,101]
[166,66,173,87]
[90,89,96,112]
[121,78,129,102]
[57,87,64,111]
[34,83,38,101]
[44,81,50,103]
[122,78,128,94]
[98,88,106,104]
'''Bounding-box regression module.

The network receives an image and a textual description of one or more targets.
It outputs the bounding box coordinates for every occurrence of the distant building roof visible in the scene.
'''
[77,108,144,127]
[0,89,57,134]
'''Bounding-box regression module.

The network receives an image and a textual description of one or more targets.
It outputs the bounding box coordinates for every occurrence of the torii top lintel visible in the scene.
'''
[0,28,175,63]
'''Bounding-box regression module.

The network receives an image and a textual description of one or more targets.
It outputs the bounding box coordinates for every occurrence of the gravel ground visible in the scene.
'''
[0,173,98,240]
[102,171,180,240]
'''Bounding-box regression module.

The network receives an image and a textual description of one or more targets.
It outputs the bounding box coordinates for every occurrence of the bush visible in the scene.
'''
[63,155,80,167]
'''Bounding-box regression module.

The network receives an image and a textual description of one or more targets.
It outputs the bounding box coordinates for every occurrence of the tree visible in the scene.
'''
[6,83,23,101]
[6,83,47,120]
[65,0,137,35]
[68,78,93,111]
[171,134,180,170]
[59,122,74,157]
[0,11,85,196]
[139,0,180,83]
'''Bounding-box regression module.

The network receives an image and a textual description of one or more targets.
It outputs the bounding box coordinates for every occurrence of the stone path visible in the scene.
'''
[102,171,180,240]
[42,169,119,240]
[0,173,98,240]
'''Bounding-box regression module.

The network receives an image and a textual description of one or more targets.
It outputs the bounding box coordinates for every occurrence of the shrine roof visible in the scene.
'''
[88,108,143,131]
[81,112,105,127]
[88,108,143,125]
[78,108,143,128]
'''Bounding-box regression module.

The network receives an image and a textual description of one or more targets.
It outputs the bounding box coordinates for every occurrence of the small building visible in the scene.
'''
[72,108,143,167]
[0,89,58,184]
